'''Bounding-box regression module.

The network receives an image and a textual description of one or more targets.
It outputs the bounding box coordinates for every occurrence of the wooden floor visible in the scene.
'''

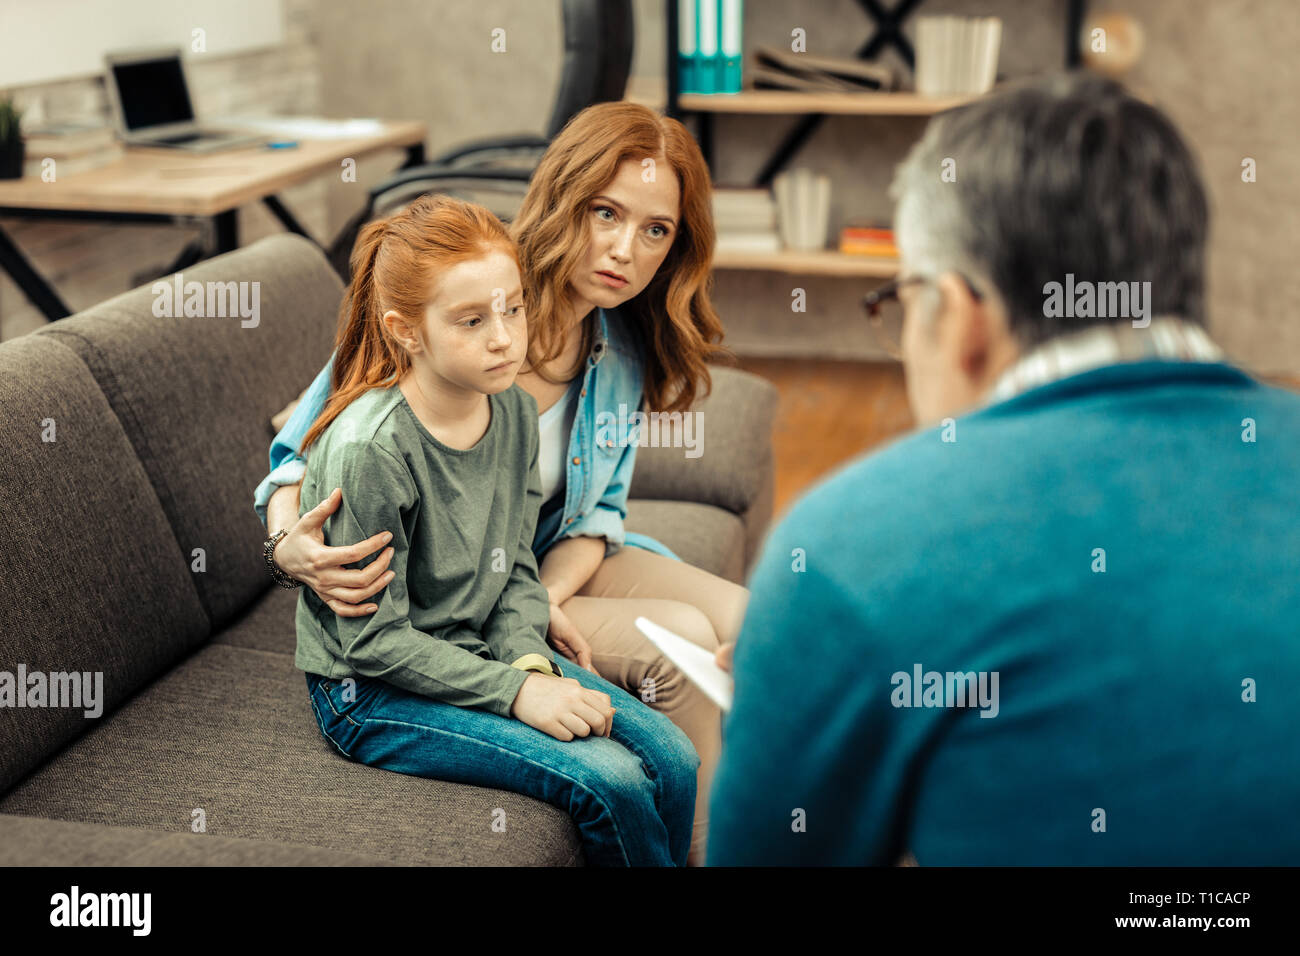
[734,358,914,520]
[734,359,1300,521]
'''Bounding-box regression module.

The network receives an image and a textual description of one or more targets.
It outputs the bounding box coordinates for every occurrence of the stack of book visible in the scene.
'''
[713,188,780,254]
[839,224,898,258]
[677,0,744,94]
[751,46,896,93]
[915,16,1002,96]
[22,122,123,178]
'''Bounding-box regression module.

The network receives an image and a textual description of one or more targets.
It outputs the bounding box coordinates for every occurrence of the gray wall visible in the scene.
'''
[4,0,1297,375]
[273,0,1300,375]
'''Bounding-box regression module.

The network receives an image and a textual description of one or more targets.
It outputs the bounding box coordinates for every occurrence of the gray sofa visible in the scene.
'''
[0,234,777,865]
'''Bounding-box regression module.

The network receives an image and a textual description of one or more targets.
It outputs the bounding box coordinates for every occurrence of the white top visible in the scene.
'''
[536,378,581,504]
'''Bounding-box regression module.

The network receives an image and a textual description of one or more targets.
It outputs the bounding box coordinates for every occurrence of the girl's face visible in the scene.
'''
[399,249,528,395]
[571,155,681,318]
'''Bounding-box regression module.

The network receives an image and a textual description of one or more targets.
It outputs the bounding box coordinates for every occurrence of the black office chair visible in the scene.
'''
[326,0,635,281]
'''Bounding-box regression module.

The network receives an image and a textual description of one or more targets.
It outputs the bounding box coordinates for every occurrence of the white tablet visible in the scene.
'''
[634,616,734,712]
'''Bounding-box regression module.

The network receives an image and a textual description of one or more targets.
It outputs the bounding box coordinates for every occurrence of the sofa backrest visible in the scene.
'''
[0,335,210,792]
[35,235,343,630]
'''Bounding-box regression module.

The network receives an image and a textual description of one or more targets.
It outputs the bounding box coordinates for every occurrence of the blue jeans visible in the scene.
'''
[304,659,700,866]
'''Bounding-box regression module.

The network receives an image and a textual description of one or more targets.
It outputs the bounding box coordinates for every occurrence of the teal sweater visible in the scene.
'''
[708,360,1300,865]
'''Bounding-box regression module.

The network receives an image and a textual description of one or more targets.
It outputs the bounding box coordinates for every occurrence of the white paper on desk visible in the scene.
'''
[635,616,733,712]
[219,115,387,139]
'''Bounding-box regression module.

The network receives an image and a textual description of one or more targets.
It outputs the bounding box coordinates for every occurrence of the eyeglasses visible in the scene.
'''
[862,273,984,359]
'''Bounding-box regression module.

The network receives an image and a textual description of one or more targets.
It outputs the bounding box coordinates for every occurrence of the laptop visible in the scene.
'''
[104,48,266,152]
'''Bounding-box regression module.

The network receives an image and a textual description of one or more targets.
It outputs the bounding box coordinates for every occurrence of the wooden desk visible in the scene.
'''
[0,119,426,320]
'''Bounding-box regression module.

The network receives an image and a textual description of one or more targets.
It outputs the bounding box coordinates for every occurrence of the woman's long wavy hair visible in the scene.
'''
[510,101,729,413]
[300,194,518,451]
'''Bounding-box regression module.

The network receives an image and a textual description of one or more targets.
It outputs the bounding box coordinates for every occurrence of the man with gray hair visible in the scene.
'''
[706,73,1300,865]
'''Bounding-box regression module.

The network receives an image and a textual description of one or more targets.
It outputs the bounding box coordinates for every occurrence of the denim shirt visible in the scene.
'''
[253,306,678,563]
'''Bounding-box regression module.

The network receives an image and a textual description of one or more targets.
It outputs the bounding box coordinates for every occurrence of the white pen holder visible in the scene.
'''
[774,169,831,252]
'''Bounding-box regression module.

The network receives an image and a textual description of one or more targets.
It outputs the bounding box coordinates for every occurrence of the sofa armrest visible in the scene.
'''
[628,365,778,517]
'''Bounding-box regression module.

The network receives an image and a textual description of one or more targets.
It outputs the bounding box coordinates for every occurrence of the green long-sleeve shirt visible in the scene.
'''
[294,382,558,717]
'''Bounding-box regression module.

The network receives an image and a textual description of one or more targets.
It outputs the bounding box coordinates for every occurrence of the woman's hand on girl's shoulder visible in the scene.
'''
[273,487,396,618]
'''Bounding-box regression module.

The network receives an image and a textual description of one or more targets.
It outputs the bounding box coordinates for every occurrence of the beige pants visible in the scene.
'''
[559,546,750,867]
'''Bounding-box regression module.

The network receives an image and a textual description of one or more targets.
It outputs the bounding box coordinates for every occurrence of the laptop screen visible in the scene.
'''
[112,56,195,131]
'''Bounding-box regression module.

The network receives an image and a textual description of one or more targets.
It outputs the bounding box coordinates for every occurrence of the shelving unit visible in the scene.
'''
[679,89,978,116]
[713,248,898,278]
[661,0,1089,281]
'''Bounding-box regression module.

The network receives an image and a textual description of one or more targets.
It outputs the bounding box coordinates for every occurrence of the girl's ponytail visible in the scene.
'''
[333,218,389,391]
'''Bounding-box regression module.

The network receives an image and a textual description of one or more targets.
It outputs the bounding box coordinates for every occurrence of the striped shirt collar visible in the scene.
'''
[986,316,1225,405]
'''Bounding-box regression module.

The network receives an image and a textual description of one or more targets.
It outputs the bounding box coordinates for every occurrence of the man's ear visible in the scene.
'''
[935,272,990,379]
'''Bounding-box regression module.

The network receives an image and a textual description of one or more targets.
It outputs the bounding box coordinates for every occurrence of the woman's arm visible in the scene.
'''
[266,481,302,535]
[538,535,607,606]
[258,356,394,616]
[253,357,334,528]
[271,483,396,618]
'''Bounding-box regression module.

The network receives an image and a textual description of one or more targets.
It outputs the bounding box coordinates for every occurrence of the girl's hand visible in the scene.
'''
[511,673,615,740]
[273,487,396,617]
[715,642,735,672]
[547,602,595,672]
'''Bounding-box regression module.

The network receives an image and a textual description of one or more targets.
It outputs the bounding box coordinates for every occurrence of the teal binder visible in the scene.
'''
[720,0,743,94]
[696,0,719,93]
[678,0,698,94]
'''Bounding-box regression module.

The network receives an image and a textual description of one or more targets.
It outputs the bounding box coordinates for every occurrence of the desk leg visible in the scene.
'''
[0,221,72,321]
[213,210,238,254]
[262,195,319,246]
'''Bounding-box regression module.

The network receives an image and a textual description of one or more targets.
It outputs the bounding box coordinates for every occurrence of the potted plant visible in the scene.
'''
[0,97,25,179]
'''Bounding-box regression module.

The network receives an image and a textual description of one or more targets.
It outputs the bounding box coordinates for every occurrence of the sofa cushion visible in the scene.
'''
[212,583,300,655]
[0,813,401,866]
[0,644,583,866]
[626,499,746,584]
[628,365,778,517]
[0,335,209,794]
[35,235,344,631]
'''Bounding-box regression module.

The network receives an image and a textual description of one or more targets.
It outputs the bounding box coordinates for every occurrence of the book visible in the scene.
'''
[23,143,124,178]
[697,0,719,93]
[635,617,734,712]
[753,46,895,92]
[840,239,899,258]
[679,1,744,96]
[716,233,782,254]
[21,122,116,154]
[720,0,743,94]
[714,187,780,252]
[678,0,698,94]
[840,224,897,256]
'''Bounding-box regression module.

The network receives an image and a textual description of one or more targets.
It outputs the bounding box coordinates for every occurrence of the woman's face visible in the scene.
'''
[570,155,681,319]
